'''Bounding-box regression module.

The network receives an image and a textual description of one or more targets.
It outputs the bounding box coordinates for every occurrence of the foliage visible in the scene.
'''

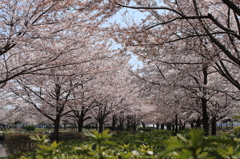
[4,133,44,158]
[233,127,240,138]
[16,129,240,159]
[56,132,85,142]
[111,129,172,153]
[22,126,35,132]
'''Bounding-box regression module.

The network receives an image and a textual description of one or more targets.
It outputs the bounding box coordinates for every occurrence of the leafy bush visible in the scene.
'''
[22,126,35,132]
[49,132,85,142]
[233,127,240,138]
[4,133,43,158]
[16,129,240,159]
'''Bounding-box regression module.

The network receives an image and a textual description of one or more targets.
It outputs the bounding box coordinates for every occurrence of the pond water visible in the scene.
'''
[0,141,7,157]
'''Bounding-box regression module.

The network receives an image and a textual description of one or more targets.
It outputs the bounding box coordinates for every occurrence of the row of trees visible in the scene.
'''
[1,0,240,141]
[0,0,148,141]
[107,0,240,135]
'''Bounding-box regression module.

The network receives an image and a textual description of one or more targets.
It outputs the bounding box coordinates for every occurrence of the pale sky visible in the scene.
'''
[106,7,146,70]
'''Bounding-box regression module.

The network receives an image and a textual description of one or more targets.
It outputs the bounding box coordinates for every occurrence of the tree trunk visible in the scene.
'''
[142,122,146,129]
[156,122,160,129]
[175,114,178,134]
[132,121,137,131]
[119,118,124,131]
[126,120,130,131]
[77,119,83,132]
[53,116,60,143]
[202,97,209,136]
[166,123,171,130]
[190,121,194,128]
[111,115,117,131]
[202,66,209,136]
[211,116,217,136]
[96,122,98,131]
[196,118,201,128]
[161,123,164,129]
[98,121,103,133]
[179,123,186,130]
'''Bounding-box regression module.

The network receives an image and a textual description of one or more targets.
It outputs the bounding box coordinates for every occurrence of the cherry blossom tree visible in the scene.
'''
[10,72,80,141]
[0,0,93,86]
[130,44,237,135]
[87,55,133,132]
[103,0,240,92]
[0,0,114,122]
[9,29,118,140]
[92,0,240,135]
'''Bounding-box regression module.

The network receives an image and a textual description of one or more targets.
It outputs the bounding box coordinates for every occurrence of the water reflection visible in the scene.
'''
[0,141,7,157]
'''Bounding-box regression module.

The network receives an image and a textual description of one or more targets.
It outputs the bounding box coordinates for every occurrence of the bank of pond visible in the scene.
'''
[0,128,240,158]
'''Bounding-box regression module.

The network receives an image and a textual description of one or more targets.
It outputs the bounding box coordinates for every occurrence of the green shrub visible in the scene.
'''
[4,133,43,157]
[15,129,240,159]
[233,127,240,138]
[22,126,35,132]
[58,132,85,142]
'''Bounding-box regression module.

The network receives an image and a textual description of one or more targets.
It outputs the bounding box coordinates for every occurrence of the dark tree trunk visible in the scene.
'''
[98,121,103,133]
[202,66,209,136]
[211,116,217,136]
[119,124,124,131]
[156,122,160,129]
[175,114,178,134]
[132,125,136,131]
[161,123,164,129]
[190,121,194,128]
[119,117,124,131]
[96,122,98,131]
[132,121,137,131]
[142,122,146,129]
[202,97,209,136]
[53,115,60,143]
[179,123,186,130]
[196,118,201,128]
[126,120,130,131]
[78,119,83,132]
[166,124,171,130]
[111,115,117,131]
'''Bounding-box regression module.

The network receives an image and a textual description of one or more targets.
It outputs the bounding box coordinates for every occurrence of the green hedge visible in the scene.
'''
[22,126,35,132]
[18,129,240,159]
[48,132,85,141]
[4,133,43,157]
[58,132,85,141]
[5,132,84,157]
